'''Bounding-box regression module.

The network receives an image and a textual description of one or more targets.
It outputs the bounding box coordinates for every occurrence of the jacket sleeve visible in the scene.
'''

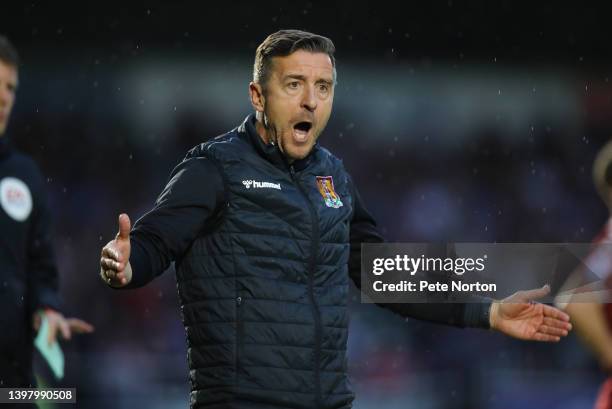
[123,156,226,289]
[27,168,62,312]
[347,174,491,329]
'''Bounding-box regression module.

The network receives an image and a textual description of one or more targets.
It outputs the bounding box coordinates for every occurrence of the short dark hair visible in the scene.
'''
[253,29,336,87]
[0,35,19,68]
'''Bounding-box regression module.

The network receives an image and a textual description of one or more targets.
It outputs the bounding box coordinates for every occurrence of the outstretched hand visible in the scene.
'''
[491,285,572,342]
[100,213,132,287]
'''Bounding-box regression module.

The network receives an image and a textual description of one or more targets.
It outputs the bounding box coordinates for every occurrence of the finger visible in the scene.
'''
[103,268,114,281]
[102,246,121,262]
[541,304,570,322]
[47,318,58,345]
[100,259,117,273]
[117,213,131,240]
[115,271,126,282]
[532,332,560,342]
[59,318,71,341]
[518,284,551,302]
[100,257,122,272]
[105,257,123,271]
[537,325,569,337]
[101,268,128,286]
[103,272,115,285]
[543,317,572,331]
[67,318,95,333]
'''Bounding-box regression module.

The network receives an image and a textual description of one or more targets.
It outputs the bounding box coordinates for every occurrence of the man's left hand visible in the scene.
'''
[33,309,95,345]
[490,284,572,342]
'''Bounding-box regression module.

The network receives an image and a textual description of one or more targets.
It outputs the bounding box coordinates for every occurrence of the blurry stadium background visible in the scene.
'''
[2,1,611,408]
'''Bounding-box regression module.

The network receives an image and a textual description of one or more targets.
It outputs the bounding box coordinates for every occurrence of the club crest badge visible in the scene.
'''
[0,177,33,222]
[315,176,343,209]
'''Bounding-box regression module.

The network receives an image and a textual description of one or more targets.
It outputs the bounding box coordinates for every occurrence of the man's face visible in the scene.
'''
[253,50,335,161]
[0,60,17,136]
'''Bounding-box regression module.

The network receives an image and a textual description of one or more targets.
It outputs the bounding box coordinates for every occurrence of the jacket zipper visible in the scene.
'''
[290,165,322,408]
[235,293,243,384]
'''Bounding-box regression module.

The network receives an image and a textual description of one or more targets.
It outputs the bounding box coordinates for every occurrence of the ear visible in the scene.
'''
[249,82,265,113]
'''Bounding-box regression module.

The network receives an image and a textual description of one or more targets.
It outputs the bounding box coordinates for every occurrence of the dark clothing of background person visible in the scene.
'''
[0,137,61,388]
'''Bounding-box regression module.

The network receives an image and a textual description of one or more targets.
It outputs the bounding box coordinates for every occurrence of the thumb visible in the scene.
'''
[518,284,550,302]
[117,213,131,240]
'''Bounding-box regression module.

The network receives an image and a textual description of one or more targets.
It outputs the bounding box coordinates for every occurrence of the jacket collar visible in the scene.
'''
[238,113,317,172]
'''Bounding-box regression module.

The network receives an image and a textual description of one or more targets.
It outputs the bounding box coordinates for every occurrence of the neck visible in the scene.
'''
[254,116,295,164]
[255,118,271,145]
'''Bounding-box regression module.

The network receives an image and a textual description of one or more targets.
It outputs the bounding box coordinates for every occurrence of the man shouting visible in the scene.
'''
[100,30,571,409]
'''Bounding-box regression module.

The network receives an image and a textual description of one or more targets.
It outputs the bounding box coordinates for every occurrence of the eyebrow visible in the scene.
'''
[284,74,334,84]
[284,74,307,82]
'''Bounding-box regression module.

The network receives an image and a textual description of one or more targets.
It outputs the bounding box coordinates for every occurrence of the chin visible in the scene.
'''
[286,146,313,161]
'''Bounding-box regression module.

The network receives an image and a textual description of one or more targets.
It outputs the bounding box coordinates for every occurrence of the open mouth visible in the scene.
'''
[293,121,312,143]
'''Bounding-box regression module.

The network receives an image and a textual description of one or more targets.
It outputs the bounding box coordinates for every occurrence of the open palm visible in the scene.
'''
[492,285,572,342]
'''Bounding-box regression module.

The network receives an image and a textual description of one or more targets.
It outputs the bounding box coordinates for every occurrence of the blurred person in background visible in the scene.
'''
[565,140,612,409]
[100,29,572,409]
[0,35,93,391]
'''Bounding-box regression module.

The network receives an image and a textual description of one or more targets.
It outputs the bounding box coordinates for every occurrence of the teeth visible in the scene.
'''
[293,127,308,143]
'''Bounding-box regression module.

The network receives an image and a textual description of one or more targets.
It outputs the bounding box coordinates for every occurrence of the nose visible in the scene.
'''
[300,85,317,112]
